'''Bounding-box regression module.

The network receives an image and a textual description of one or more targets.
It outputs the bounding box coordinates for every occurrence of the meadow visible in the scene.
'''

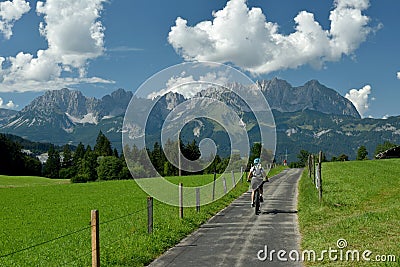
[0,166,286,266]
[298,159,400,266]
[0,175,69,188]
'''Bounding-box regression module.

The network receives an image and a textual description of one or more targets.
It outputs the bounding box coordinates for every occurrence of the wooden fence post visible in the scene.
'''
[318,151,323,202]
[91,210,100,267]
[311,154,315,182]
[212,171,216,201]
[178,143,182,177]
[196,188,200,212]
[147,196,153,234]
[179,183,183,219]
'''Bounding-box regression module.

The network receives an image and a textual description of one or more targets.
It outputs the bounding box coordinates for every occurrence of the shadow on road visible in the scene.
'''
[262,209,298,215]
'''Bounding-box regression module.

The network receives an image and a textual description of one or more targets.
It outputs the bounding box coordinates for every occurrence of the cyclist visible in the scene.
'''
[247,158,268,207]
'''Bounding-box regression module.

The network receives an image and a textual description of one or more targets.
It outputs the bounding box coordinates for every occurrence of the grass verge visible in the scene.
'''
[298,159,400,266]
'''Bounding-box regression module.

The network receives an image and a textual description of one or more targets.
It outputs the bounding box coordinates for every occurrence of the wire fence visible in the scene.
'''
[0,225,91,259]
[0,205,148,266]
[307,151,324,201]
[0,170,246,266]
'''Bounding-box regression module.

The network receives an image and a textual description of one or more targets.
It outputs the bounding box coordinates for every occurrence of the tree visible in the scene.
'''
[205,154,222,174]
[43,145,61,178]
[248,142,262,169]
[162,139,179,176]
[59,167,76,180]
[94,131,112,157]
[180,140,201,174]
[0,134,25,175]
[113,148,119,158]
[59,144,76,179]
[73,142,85,166]
[0,134,42,176]
[356,145,368,160]
[97,156,122,180]
[128,162,148,178]
[260,148,274,164]
[227,153,246,172]
[62,144,73,168]
[150,142,165,175]
[216,157,230,173]
[296,150,311,168]
[337,154,349,161]
[119,165,132,180]
[163,161,176,176]
[74,146,98,182]
[181,140,201,161]
[119,155,132,179]
[23,155,42,176]
[126,144,141,163]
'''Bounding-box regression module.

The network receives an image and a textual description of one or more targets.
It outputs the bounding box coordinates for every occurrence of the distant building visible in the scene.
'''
[21,149,33,155]
[375,146,400,159]
[37,153,49,164]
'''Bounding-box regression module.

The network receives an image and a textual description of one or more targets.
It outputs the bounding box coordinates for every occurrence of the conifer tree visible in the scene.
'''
[43,145,61,178]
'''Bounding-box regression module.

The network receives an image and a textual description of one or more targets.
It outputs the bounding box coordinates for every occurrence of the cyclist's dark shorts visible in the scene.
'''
[251,177,264,190]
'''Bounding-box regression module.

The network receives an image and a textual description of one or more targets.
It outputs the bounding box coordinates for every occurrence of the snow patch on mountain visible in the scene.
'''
[314,129,331,138]
[286,128,297,137]
[63,127,74,133]
[66,113,98,125]
[192,120,204,137]
[102,115,114,120]
[374,123,397,132]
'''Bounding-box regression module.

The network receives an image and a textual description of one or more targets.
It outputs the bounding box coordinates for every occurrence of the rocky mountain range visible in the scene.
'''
[1,78,398,161]
[258,78,360,118]
[0,88,132,141]
[194,78,360,118]
[0,108,17,127]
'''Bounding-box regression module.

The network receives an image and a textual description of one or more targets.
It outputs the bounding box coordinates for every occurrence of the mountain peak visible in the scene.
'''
[304,79,321,87]
[157,91,185,110]
[101,88,133,116]
[259,79,360,118]
[110,88,131,98]
[257,78,292,91]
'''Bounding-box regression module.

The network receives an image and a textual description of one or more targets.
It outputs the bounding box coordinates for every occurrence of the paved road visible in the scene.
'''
[149,168,303,267]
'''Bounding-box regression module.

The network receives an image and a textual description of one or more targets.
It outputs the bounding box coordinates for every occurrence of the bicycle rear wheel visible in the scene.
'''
[254,189,261,215]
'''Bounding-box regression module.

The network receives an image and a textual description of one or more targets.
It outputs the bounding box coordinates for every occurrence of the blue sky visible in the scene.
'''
[0,0,399,119]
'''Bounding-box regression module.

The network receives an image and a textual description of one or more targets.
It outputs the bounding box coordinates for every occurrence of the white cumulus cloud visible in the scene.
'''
[168,0,376,74]
[0,0,30,39]
[36,0,105,68]
[0,0,113,92]
[345,84,372,117]
[0,97,18,109]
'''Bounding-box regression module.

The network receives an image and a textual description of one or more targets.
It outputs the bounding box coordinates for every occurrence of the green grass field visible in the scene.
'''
[0,166,286,266]
[0,175,69,188]
[298,159,400,266]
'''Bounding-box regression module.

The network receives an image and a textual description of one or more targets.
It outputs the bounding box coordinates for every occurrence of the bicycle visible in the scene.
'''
[253,181,265,215]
